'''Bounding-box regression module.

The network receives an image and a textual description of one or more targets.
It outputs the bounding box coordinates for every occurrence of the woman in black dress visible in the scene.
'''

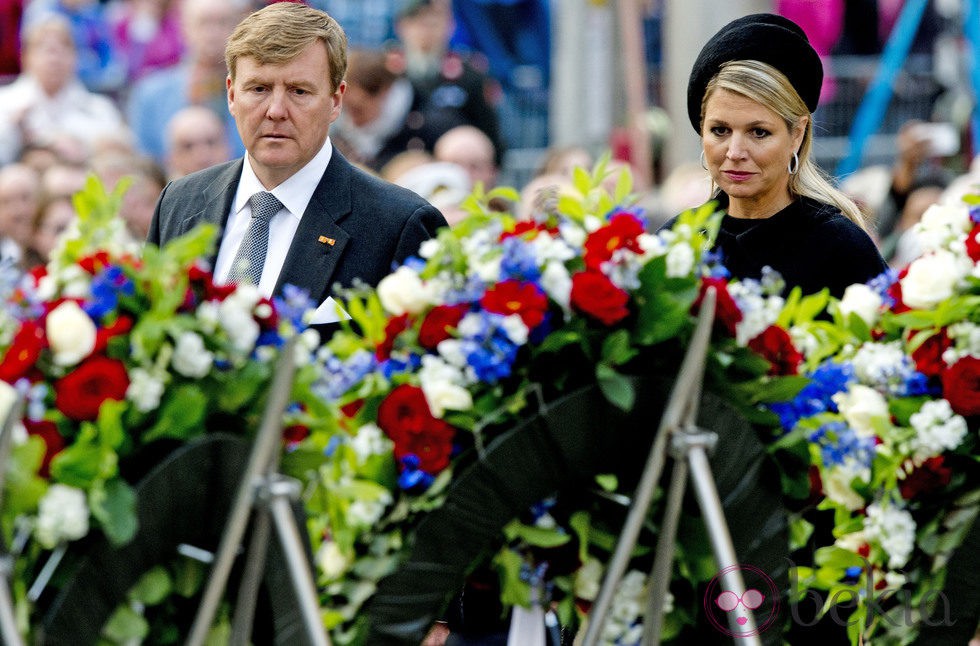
[676,13,887,298]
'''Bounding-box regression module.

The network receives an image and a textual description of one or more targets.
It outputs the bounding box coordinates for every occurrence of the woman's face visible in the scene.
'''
[701,88,806,218]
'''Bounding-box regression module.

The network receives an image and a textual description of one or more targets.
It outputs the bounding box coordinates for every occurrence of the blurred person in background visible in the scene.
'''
[91,150,167,240]
[23,191,76,268]
[533,145,593,179]
[0,162,41,266]
[163,105,233,180]
[0,13,129,166]
[126,0,246,165]
[109,0,184,84]
[392,0,504,166]
[24,0,125,94]
[433,124,497,190]
[331,47,428,172]
[308,0,397,48]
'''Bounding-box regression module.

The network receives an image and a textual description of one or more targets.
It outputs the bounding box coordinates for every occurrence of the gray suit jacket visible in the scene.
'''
[147,150,447,304]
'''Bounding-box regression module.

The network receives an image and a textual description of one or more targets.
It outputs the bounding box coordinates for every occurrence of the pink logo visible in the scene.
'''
[704,564,780,637]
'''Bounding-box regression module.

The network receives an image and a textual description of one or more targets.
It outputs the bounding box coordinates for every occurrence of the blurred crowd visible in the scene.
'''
[0,0,977,278]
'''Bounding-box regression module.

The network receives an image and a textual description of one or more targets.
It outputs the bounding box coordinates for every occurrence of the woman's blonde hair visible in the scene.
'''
[225,3,348,93]
[701,60,868,230]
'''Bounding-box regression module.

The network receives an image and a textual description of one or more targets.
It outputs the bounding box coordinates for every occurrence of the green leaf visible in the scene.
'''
[142,384,208,442]
[128,565,172,606]
[494,548,532,608]
[595,474,618,492]
[596,363,635,411]
[3,438,47,517]
[502,520,572,548]
[600,329,637,366]
[89,477,138,547]
[101,603,149,642]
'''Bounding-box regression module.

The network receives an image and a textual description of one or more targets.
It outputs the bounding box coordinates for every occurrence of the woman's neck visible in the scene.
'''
[727,192,794,219]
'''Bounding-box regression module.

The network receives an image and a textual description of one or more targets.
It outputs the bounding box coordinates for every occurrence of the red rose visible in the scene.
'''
[887,267,911,314]
[54,356,130,421]
[24,418,64,478]
[377,384,456,474]
[749,325,803,376]
[966,223,980,262]
[282,424,310,447]
[899,456,952,499]
[570,270,629,325]
[694,277,742,337]
[255,296,279,330]
[375,314,410,360]
[941,356,980,416]
[480,280,548,330]
[418,304,469,349]
[583,213,645,270]
[911,328,952,378]
[0,321,46,383]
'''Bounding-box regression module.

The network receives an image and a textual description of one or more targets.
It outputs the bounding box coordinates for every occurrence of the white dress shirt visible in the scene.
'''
[213,138,334,297]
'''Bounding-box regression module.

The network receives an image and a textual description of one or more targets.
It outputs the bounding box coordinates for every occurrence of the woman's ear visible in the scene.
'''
[792,115,809,153]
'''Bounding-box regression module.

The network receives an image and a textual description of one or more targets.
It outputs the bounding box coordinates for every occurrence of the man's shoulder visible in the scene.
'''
[159,160,240,207]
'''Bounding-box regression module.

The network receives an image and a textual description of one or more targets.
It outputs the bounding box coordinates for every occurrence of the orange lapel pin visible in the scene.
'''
[318,235,336,246]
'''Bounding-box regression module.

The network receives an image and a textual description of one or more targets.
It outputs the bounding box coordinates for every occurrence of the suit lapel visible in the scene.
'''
[273,152,353,302]
[176,161,242,251]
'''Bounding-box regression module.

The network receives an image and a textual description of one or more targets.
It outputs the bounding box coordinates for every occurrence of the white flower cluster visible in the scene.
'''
[863,502,916,569]
[907,399,968,460]
[599,569,648,646]
[851,341,915,394]
[349,423,392,462]
[728,280,784,346]
[942,322,980,365]
[900,251,971,309]
[910,202,972,256]
[35,484,90,549]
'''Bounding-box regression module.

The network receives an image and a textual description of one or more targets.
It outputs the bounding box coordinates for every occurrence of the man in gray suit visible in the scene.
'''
[147,2,446,323]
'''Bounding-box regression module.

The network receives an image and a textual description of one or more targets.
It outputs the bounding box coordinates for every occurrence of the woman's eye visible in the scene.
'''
[752,128,771,138]
[709,126,729,136]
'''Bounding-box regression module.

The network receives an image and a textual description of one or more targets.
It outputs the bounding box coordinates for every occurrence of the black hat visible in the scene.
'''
[687,13,823,133]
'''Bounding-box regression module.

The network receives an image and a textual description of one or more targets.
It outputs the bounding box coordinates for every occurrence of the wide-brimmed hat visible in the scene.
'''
[687,13,823,133]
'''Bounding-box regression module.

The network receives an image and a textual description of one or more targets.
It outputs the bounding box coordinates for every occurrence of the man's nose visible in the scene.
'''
[265,89,288,119]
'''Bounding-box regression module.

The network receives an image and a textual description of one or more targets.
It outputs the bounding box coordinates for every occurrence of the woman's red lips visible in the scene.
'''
[724,171,753,181]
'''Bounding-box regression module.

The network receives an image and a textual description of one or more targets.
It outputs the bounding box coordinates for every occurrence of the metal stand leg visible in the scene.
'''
[0,391,25,646]
[187,336,330,646]
[581,288,761,645]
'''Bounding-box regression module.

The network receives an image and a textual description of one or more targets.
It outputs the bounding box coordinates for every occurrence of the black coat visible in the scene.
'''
[664,195,887,298]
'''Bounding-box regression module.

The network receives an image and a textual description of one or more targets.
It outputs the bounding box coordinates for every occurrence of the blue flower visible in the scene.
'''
[499,237,542,282]
[868,269,898,309]
[770,361,855,432]
[313,350,378,400]
[84,265,134,320]
[397,455,435,491]
[275,284,316,330]
[808,421,875,470]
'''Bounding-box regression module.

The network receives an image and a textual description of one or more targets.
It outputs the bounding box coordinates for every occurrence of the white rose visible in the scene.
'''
[421,380,473,418]
[171,332,214,378]
[832,384,889,438]
[0,380,17,426]
[315,540,350,582]
[46,301,96,366]
[919,202,970,233]
[900,251,964,309]
[35,484,90,549]
[838,283,882,327]
[822,467,867,511]
[377,266,432,315]
[541,261,571,312]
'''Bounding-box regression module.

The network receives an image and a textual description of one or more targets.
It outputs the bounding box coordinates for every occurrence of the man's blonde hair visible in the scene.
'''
[225,3,348,92]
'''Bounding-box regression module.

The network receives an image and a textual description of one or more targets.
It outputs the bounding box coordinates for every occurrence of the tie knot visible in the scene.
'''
[249,191,282,223]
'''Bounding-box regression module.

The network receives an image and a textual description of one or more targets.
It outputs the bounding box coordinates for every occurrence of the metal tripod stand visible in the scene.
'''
[580,287,761,646]
[186,335,330,646]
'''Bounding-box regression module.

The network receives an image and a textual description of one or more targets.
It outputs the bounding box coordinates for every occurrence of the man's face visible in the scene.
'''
[167,112,231,178]
[227,41,344,189]
[0,169,39,247]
